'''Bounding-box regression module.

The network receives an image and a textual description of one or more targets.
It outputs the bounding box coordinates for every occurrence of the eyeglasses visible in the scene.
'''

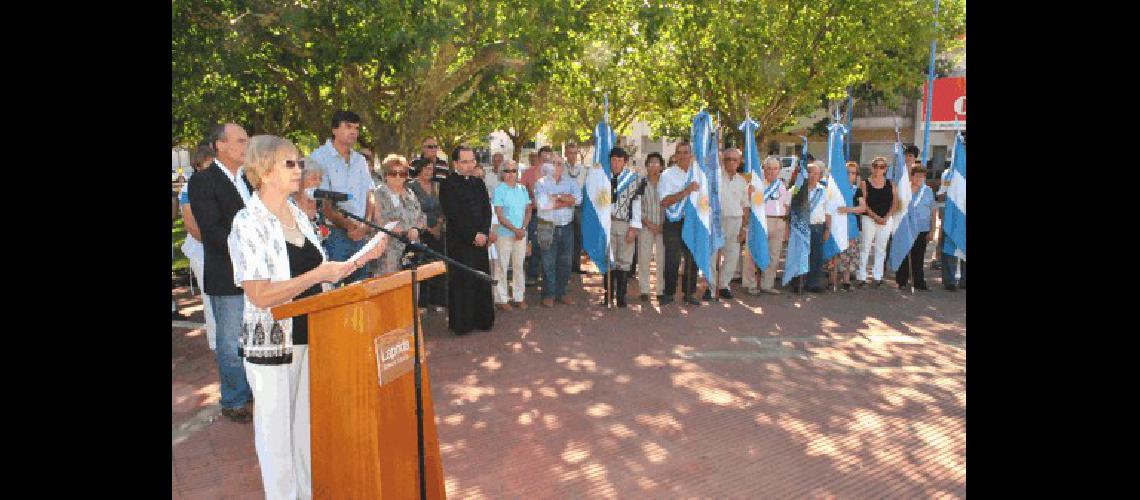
[872,164,887,169]
[424,144,439,149]
[283,160,306,170]
[386,170,409,178]
[502,169,518,173]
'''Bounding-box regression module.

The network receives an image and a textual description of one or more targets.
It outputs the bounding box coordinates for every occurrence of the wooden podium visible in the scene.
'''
[271,261,447,499]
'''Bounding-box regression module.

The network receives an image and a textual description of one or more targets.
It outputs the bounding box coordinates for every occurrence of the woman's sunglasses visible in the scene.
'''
[282,159,306,169]
[386,170,409,178]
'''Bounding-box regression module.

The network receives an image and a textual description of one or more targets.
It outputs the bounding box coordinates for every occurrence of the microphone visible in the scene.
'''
[310,189,352,202]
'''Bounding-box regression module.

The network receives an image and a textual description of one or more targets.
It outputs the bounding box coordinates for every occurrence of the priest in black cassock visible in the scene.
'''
[439,145,495,334]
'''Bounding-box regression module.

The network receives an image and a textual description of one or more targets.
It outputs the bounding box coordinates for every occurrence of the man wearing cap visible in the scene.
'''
[603,147,644,307]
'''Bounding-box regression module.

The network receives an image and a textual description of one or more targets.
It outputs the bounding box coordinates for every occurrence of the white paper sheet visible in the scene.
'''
[349,221,398,263]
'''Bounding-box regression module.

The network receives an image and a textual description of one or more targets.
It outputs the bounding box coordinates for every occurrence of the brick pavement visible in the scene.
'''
[172,252,965,498]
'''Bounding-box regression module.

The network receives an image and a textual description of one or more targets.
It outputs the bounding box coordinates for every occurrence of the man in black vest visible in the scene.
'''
[187,122,254,423]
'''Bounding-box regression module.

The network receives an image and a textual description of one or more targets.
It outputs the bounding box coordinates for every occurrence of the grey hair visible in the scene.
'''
[207,123,229,152]
[806,161,824,174]
[302,155,325,180]
[762,156,781,169]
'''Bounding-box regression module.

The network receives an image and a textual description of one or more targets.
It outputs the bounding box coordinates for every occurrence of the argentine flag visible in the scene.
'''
[942,131,966,260]
[682,110,724,281]
[821,123,855,260]
[887,138,918,272]
[582,119,616,274]
[741,117,769,271]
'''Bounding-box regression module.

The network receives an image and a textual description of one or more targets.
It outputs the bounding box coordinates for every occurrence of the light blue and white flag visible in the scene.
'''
[942,130,966,260]
[794,135,809,189]
[741,118,769,271]
[739,117,760,176]
[682,110,724,281]
[887,135,918,272]
[821,123,855,260]
[582,118,617,274]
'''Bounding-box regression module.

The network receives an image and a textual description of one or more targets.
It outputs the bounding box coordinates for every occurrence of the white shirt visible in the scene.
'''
[792,183,835,224]
[937,169,952,196]
[483,169,500,198]
[216,159,251,203]
[534,174,582,226]
[718,172,749,217]
[658,164,693,221]
[565,163,589,191]
[228,194,330,361]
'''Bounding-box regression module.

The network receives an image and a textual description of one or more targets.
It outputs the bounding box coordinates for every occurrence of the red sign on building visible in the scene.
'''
[921,77,966,130]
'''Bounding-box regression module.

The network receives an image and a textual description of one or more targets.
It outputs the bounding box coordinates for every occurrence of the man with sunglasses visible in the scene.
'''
[411,136,451,183]
[311,110,376,285]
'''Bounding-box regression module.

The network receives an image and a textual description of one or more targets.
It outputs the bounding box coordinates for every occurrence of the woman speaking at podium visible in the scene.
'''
[227,135,386,500]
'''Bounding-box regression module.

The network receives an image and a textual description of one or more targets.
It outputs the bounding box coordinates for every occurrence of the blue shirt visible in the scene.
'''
[535,174,582,226]
[910,185,935,232]
[311,140,375,218]
[492,183,531,238]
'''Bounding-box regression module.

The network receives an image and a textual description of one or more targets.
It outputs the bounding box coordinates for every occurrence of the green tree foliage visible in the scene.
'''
[172,0,964,153]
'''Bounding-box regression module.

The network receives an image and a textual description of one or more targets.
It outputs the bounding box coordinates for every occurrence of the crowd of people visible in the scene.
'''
[172,109,965,500]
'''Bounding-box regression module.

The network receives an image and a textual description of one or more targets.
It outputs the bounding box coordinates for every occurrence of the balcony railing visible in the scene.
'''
[853,100,915,119]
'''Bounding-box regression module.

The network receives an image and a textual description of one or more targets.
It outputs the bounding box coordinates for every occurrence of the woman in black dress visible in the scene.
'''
[438,145,495,334]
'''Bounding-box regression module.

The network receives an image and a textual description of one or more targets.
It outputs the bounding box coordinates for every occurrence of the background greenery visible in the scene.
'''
[173,0,965,158]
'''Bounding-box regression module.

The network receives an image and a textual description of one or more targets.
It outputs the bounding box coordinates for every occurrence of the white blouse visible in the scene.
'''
[228,193,331,364]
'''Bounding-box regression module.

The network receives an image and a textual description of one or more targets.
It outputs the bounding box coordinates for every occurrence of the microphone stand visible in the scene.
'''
[335,206,494,500]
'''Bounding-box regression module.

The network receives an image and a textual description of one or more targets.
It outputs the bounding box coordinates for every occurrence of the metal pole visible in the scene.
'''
[921,0,942,165]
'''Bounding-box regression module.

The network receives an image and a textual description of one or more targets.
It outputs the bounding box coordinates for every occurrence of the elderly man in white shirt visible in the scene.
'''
[747,157,792,295]
[534,157,583,307]
[710,148,749,300]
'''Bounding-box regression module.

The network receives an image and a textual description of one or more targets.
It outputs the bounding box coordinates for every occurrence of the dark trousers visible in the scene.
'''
[419,230,448,306]
[525,209,542,280]
[941,251,966,287]
[662,219,698,297]
[807,224,826,289]
[895,232,929,287]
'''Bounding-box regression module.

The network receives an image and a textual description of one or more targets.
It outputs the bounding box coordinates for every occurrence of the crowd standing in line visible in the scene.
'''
[174,107,964,500]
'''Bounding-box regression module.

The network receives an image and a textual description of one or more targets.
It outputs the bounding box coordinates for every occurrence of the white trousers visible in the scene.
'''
[636,228,665,295]
[858,216,891,281]
[715,216,744,289]
[496,233,528,303]
[181,236,216,350]
[245,346,312,500]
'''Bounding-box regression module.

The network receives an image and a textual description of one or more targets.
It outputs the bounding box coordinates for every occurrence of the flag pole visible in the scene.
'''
[921,0,941,165]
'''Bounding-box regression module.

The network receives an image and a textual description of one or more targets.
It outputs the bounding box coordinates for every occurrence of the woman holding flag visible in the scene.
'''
[831,161,866,291]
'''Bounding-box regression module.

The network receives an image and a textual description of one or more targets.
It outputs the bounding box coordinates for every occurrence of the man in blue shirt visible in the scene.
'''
[311,110,376,285]
[534,156,582,307]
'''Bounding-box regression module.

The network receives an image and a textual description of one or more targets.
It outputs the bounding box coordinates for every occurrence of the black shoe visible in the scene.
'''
[898,283,907,290]
[640,294,650,302]
[916,283,929,291]
[806,286,825,293]
[684,295,701,305]
[944,284,958,292]
[220,406,252,424]
[701,289,713,301]
[659,295,674,306]
[718,288,733,300]
[842,283,852,291]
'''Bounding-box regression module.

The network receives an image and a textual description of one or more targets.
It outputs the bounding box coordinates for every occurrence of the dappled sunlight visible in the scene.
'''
[670,370,761,409]
[640,440,670,463]
[479,355,502,371]
[586,403,614,417]
[634,412,684,436]
[560,440,590,464]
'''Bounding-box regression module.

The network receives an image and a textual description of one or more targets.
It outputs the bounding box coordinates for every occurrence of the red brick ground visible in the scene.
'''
[173,254,965,498]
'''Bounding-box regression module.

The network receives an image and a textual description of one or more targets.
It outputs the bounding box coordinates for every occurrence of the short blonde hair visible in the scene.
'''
[845,161,859,170]
[380,153,409,175]
[243,135,298,190]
